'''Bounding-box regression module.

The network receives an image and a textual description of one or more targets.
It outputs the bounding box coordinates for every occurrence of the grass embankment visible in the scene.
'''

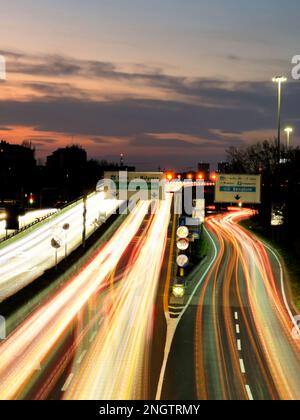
[240,217,300,312]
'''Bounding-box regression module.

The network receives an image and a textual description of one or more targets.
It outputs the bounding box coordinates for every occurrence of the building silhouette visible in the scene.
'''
[197,162,210,180]
[0,140,36,202]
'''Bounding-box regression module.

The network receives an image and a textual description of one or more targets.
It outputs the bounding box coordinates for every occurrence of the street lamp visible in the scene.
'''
[272,76,287,163]
[284,127,293,148]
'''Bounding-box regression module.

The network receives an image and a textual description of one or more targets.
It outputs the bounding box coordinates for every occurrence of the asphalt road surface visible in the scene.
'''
[161,209,300,400]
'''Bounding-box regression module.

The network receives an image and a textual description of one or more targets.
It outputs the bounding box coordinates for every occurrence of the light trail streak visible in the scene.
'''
[64,195,172,400]
[0,193,122,302]
[197,209,300,400]
[0,209,58,240]
[0,200,149,400]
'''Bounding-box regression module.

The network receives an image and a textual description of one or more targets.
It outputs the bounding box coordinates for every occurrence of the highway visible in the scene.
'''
[64,194,172,400]
[161,209,300,400]
[1,200,300,400]
[0,193,122,302]
[0,200,150,399]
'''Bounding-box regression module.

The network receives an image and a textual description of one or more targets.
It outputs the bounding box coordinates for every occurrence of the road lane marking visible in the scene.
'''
[234,312,239,320]
[236,324,240,334]
[245,385,254,400]
[169,305,185,310]
[76,350,87,365]
[237,339,242,351]
[61,373,74,392]
[239,358,246,374]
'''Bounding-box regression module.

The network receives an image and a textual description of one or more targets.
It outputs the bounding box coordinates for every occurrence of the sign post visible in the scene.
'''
[215,174,261,204]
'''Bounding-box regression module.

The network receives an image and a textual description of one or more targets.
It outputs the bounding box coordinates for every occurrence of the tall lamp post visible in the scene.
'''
[284,127,293,148]
[272,76,287,164]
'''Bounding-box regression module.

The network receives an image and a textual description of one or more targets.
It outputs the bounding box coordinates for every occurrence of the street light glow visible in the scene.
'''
[272,76,287,84]
[284,127,294,148]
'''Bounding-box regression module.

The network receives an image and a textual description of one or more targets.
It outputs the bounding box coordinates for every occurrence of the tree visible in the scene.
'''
[226,139,300,254]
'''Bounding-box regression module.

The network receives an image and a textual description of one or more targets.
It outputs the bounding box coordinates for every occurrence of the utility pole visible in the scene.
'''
[272,76,287,164]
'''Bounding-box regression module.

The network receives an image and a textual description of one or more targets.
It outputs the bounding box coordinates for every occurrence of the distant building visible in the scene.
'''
[197,163,210,180]
[45,145,88,203]
[46,145,87,171]
[218,161,230,174]
[0,140,36,171]
[0,140,36,201]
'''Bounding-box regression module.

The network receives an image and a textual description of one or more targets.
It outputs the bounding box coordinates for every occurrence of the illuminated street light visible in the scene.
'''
[272,76,287,164]
[210,173,217,183]
[284,127,293,148]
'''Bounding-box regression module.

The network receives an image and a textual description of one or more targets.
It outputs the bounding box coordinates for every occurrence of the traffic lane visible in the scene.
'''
[232,259,279,400]
[0,195,122,302]
[23,212,155,400]
[160,300,198,400]
[234,227,300,400]
[160,226,218,401]
[209,212,300,400]
[28,281,127,399]
[0,201,149,400]
[204,216,278,400]
[194,225,249,400]
[63,196,172,400]
[161,215,276,401]
[0,212,130,338]
[149,212,177,400]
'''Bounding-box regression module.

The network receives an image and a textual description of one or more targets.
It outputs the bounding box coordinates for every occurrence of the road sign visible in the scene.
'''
[176,254,189,268]
[215,174,261,204]
[176,238,189,251]
[176,226,189,239]
[51,238,62,249]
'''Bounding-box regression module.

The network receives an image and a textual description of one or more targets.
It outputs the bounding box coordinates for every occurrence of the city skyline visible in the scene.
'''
[0,0,300,170]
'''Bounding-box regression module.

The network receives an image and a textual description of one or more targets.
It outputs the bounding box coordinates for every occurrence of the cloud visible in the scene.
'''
[1,48,299,168]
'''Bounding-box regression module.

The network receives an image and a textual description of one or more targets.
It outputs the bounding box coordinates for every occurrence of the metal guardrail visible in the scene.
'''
[0,191,95,245]
[0,212,58,244]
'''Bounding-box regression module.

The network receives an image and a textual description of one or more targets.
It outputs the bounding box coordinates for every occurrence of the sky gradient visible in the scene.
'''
[0,0,299,170]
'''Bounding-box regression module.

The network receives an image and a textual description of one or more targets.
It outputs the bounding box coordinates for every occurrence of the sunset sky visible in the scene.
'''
[0,0,299,170]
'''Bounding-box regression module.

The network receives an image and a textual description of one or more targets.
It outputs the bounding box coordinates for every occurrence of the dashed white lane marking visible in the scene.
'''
[239,358,246,374]
[89,331,97,343]
[237,339,242,351]
[234,312,239,320]
[76,350,87,365]
[61,373,74,392]
[245,385,254,400]
[236,324,240,334]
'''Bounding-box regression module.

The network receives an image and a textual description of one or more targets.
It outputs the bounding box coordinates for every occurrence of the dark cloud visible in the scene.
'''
[129,134,243,150]
[1,48,299,168]
[0,81,298,140]
[30,137,58,144]
[23,81,90,99]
